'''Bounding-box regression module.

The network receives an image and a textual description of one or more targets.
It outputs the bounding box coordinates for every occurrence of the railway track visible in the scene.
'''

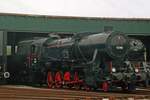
[0,85,149,100]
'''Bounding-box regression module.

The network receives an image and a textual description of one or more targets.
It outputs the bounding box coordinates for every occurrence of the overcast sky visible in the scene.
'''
[0,0,150,18]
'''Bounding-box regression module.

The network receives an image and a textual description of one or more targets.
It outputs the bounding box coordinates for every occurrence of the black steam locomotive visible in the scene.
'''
[8,31,142,91]
[127,38,150,87]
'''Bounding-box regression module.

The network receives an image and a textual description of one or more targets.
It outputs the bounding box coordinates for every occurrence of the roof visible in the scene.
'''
[0,12,150,21]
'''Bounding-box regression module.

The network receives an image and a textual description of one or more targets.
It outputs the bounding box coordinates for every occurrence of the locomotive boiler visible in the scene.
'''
[8,31,138,91]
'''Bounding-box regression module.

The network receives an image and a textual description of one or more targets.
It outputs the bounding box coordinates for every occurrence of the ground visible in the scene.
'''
[0,85,149,100]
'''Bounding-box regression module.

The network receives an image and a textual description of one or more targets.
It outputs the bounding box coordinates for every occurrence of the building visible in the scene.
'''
[0,13,150,82]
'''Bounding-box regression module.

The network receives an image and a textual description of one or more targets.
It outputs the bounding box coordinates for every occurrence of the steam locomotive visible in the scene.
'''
[127,38,150,87]
[8,31,143,91]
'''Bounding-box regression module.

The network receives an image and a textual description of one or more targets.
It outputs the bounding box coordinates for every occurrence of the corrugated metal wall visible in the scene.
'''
[0,14,150,35]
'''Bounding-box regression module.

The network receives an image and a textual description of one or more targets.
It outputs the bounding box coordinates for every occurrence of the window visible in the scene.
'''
[7,46,11,55]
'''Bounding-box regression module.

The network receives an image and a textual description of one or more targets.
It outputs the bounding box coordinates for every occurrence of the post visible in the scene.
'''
[0,31,8,83]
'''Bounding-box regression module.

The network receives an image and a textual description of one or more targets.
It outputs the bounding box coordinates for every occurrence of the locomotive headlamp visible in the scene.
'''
[116,46,123,50]
[112,68,116,72]
[135,68,139,73]
[33,58,37,63]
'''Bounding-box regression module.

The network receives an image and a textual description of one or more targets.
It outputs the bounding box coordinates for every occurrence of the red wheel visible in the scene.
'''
[73,72,81,90]
[64,71,72,88]
[55,71,62,88]
[64,71,71,81]
[74,72,79,81]
[47,71,53,88]
[102,82,109,92]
